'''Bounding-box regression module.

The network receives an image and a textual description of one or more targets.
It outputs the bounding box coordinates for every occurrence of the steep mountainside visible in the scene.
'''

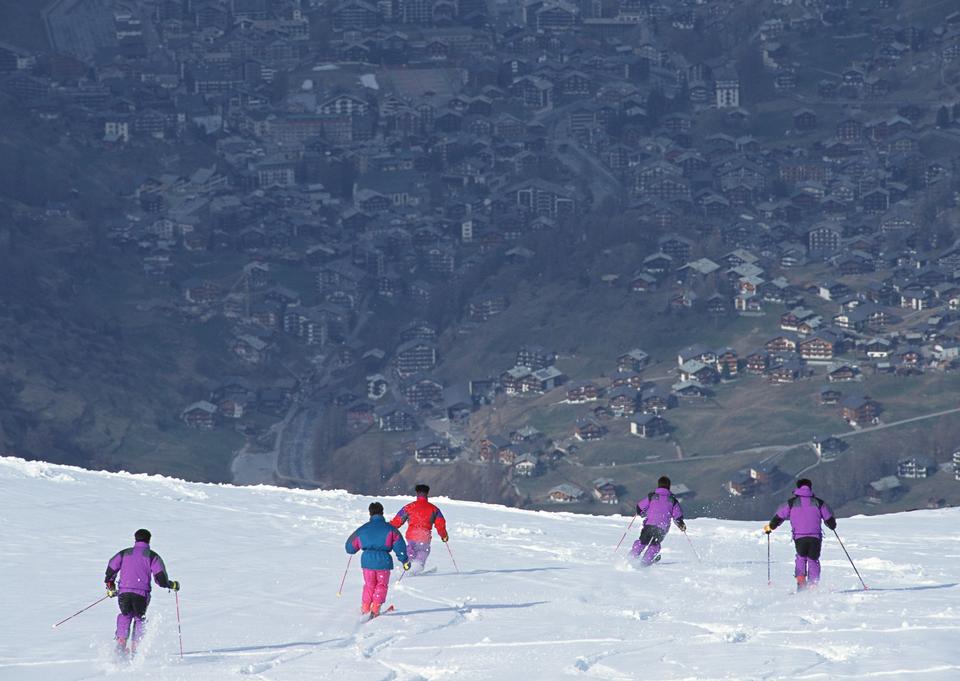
[0,109,241,480]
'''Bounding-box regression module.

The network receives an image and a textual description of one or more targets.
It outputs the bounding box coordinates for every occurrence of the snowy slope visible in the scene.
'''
[2,457,959,681]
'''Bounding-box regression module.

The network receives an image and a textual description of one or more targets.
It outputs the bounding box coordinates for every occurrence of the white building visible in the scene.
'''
[715,67,740,109]
[104,118,130,143]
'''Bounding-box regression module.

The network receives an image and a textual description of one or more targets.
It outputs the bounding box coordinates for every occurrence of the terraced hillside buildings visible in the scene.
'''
[4,0,960,512]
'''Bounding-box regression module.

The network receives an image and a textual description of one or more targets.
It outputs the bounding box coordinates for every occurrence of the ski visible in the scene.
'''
[364,604,395,622]
[113,646,134,664]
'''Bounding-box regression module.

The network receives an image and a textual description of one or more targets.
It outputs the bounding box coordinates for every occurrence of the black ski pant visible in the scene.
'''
[639,525,667,546]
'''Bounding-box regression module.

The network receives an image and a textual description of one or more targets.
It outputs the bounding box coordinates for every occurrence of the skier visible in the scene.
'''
[630,476,686,567]
[389,484,448,574]
[104,529,180,654]
[764,478,837,590]
[346,502,410,618]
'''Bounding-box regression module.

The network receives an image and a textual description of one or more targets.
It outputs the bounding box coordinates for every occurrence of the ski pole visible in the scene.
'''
[174,591,184,660]
[832,528,868,590]
[445,541,461,573]
[52,594,111,629]
[337,554,353,597]
[614,512,638,552]
[766,533,771,586]
[681,529,701,563]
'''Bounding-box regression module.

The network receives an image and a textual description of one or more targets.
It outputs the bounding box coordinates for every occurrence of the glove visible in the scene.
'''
[441,535,449,543]
[763,524,772,535]
[825,517,837,531]
[167,580,180,591]
[676,519,686,532]
[402,561,411,571]
[106,581,117,598]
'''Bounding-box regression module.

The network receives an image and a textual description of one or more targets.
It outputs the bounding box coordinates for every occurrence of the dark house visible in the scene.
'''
[630,413,668,438]
[840,395,879,425]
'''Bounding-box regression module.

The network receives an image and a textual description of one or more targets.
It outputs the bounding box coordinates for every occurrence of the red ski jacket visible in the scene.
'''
[390,496,448,544]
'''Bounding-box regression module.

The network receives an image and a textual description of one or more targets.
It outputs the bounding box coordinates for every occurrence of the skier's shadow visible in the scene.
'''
[454,567,570,576]
[383,600,548,617]
[838,582,958,594]
[181,637,348,659]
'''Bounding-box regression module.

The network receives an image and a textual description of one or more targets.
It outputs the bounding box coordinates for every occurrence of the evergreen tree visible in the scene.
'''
[645,88,667,127]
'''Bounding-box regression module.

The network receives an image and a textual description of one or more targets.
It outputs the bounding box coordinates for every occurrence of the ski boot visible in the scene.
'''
[640,554,662,568]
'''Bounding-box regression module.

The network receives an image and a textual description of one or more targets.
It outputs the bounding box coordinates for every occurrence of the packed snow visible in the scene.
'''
[2,456,959,681]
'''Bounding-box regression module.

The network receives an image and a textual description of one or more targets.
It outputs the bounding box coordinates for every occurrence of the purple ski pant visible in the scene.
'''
[796,555,821,582]
[115,592,150,641]
[630,540,660,565]
[794,536,823,582]
[408,541,432,572]
[630,525,666,565]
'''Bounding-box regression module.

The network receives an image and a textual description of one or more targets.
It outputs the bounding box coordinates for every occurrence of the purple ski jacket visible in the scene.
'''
[637,487,684,531]
[770,486,836,538]
[105,541,173,595]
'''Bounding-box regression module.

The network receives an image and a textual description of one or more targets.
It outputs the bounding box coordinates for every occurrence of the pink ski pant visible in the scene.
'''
[362,568,390,606]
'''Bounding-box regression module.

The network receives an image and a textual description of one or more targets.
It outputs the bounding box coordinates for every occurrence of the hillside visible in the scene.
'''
[0,0,48,52]
[343,264,960,519]
[0,108,244,481]
[5,0,960,523]
[3,456,959,681]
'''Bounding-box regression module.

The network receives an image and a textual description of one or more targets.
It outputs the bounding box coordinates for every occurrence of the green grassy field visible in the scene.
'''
[439,265,960,515]
[797,34,875,77]
[842,410,960,461]
[777,446,818,474]
[667,379,842,454]
[489,341,960,516]
[438,278,781,383]
[840,469,958,516]
[117,424,245,482]
[574,435,678,467]
[524,402,584,438]
[860,374,960,420]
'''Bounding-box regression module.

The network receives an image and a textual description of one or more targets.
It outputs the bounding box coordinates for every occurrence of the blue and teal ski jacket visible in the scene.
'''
[346,515,408,570]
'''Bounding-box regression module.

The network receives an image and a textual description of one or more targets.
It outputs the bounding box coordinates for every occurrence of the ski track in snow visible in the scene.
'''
[2,456,960,680]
